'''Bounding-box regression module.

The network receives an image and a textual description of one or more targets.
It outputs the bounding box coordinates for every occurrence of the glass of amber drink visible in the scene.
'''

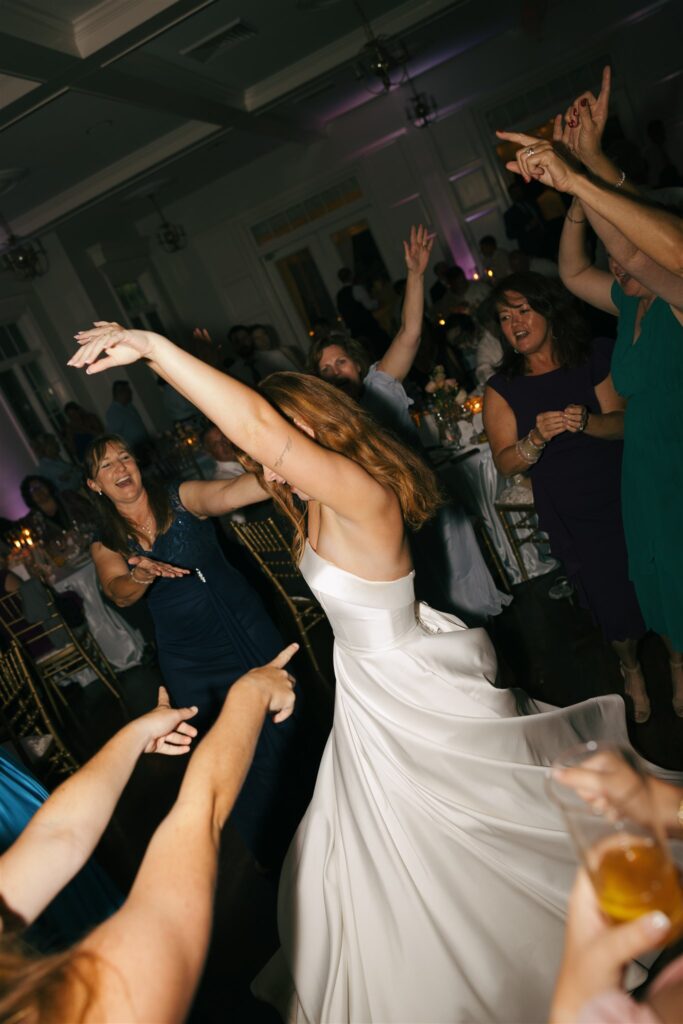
[547,741,683,938]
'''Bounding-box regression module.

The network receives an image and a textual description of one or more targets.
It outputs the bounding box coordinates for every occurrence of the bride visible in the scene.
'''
[69,319,629,1023]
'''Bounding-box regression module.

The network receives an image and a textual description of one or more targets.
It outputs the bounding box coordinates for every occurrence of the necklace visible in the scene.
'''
[131,513,156,540]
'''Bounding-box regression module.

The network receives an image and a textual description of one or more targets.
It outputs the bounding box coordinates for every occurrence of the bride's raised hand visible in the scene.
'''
[68,321,161,374]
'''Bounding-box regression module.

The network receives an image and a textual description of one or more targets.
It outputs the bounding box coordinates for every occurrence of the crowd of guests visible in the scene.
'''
[0,62,682,1024]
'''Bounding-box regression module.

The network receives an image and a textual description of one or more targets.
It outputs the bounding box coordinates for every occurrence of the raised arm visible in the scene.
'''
[562,80,683,278]
[496,130,617,313]
[69,327,390,524]
[0,695,198,928]
[550,70,683,307]
[558,200,616,313]
[73,646,297,1024]
[377,224,434,382]
[179,473,269,519]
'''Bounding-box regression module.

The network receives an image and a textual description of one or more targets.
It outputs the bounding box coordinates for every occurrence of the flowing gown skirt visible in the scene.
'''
[253,545,631,1024]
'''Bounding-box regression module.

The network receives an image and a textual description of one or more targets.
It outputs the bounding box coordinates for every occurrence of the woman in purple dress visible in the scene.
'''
[484,273,648,720]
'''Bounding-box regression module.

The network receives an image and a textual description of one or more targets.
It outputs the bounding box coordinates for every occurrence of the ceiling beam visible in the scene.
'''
[77,65,320,144]
[0,0,220,132]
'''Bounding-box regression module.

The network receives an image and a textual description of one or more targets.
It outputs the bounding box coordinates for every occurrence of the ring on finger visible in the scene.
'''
[525,146,535,156]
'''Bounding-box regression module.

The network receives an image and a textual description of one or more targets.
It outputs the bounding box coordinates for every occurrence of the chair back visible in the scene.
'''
[230,518,330,680]
[0,642,79,783]
[150,437,207,481]
[0,585,69,656]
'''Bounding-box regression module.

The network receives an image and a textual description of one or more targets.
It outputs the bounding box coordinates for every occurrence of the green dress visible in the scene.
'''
[610,281,683,648]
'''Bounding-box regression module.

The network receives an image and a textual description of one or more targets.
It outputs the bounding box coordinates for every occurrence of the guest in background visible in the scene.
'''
[32,434,82,493]
[156,376,200,426]
[431,265,491,319]
[250,324,305,377]
[484,273,648,718]
[224,324,257,384]
[445,313,504,388]
[479,236,511,280]
[105,380,150,455]
[0,658,295,1024]
[63,402,104,464]
[311,226,434,447]
[309,227,509,623]
[504,180,546,255]
[429,259,451,305]
[202,424,245,482]
[335,267,390,356]
[509,248,560,277]
[20,475,94,540]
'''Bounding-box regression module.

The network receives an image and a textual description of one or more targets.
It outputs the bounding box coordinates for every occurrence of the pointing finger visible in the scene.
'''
[269,642,300,669]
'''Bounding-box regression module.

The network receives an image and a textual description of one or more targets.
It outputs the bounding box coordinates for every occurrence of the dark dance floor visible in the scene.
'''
[69,566,683,1022]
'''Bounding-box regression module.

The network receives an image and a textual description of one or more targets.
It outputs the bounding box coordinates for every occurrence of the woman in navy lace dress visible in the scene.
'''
[85,434,293,861]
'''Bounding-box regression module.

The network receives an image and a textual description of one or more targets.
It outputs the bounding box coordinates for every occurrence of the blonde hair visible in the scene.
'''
[243,372,442,562]
[0,932,96,1023]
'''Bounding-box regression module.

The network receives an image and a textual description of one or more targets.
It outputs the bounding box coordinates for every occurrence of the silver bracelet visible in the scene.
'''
[515,435,542,464]
[130,566,152,586]
[613,169,626,190]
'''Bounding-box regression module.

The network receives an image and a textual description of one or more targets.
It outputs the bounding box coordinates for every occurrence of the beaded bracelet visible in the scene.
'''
[130,567,153,586]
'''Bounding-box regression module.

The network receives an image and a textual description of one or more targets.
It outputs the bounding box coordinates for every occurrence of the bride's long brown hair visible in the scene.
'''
[0,930,96,1022]
[242,372,442,562]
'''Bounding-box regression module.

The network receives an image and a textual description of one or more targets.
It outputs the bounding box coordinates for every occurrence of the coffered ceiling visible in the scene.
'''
[0,0,676,245]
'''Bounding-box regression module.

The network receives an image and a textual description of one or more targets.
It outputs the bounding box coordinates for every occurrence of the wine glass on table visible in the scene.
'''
[547,742,683,938]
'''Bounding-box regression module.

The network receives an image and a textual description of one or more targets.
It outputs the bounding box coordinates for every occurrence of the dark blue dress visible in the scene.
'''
[488,339,645,642]
[0,748,121,951]
[128,484,292,860]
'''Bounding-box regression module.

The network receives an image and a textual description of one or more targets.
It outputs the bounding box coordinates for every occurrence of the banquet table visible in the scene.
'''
[52,558,144,670]
[432,440,557,587]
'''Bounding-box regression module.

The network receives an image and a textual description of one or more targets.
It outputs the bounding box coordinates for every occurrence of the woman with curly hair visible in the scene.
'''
[68,319,633,1024]
[484,272,646,716]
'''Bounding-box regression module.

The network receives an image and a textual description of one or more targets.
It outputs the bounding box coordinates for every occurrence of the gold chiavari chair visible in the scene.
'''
[0,641,80,785]
[493,500,544,585]
[0,588,127,712]
[230,518,331,684]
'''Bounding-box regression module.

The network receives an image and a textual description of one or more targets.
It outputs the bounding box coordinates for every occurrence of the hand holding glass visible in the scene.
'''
[547,742,683,937]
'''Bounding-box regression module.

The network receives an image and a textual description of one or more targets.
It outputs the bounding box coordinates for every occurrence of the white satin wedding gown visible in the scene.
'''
[254,543,629,1023]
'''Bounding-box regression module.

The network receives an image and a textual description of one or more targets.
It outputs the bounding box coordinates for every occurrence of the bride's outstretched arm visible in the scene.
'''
[68,325,388,520]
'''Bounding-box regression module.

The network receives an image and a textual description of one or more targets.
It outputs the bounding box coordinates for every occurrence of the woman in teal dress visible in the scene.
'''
[498,97,683,721]
[609,280,683,652]
[556,204,683,720]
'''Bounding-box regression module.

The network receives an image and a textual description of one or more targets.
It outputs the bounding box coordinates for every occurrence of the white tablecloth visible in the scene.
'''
[54,560,144,670]
[435,444,557,586]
